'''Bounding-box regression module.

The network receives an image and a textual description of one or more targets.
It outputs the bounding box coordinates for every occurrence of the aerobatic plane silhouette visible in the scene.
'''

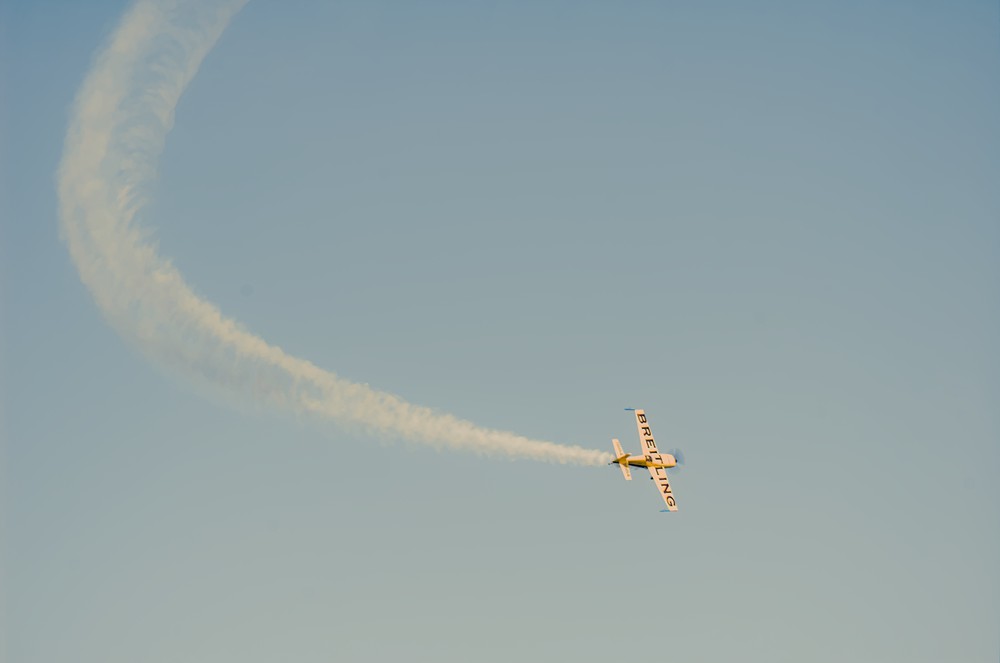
[610,409,683,511]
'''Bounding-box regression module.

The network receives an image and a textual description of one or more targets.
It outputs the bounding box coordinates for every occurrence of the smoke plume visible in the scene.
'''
[57,0,609,466]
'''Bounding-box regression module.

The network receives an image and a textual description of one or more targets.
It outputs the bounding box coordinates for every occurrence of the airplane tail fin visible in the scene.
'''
[611,439,631,480]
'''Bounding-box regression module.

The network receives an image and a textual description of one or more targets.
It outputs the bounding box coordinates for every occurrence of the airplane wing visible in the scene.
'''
[634,409,678,511]
[648,465,678,511]
[633,409,658,454]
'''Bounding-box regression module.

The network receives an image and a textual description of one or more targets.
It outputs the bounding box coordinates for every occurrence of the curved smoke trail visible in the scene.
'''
[57,0,609,466]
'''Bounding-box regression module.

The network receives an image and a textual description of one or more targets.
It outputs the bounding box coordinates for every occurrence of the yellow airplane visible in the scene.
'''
[610,408,682,511]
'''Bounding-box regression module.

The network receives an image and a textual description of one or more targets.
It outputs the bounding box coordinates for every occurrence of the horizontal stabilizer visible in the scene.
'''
[611,439,631,480]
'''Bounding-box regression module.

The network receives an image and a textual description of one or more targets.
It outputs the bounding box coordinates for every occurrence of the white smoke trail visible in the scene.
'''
[57,0,609,466]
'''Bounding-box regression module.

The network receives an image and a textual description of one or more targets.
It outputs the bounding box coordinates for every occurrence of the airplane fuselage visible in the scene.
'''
[612,455,677,470]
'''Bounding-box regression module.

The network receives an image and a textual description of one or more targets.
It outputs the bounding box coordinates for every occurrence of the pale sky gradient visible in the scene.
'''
[3,1,999,662]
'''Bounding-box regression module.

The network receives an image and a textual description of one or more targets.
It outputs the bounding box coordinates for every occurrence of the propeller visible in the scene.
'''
[668,448,685,468]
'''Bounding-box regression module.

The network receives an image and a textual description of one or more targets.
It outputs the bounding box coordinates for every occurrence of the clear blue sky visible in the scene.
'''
[3,1,998,661]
